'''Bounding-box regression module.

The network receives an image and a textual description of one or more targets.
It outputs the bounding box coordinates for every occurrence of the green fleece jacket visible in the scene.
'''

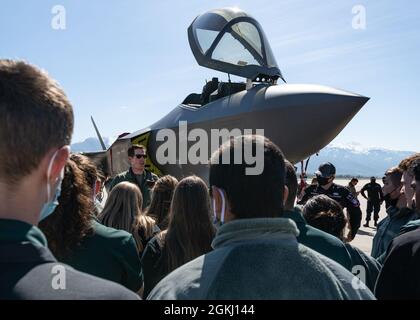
[148,218,375,300]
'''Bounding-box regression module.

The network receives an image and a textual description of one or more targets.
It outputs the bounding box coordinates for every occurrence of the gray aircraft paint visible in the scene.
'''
[90,8,369,183]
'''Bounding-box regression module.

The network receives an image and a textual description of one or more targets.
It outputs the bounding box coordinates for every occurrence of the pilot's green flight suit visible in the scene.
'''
[109,168,158,209]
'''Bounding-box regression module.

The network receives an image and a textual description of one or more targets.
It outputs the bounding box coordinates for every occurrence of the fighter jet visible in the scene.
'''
[91,7,369,182]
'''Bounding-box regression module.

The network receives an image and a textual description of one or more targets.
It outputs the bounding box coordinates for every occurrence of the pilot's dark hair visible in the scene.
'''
[0,60,73,184]
[284,160,298,212]
[128,144,147,157]
[209,135,286,219]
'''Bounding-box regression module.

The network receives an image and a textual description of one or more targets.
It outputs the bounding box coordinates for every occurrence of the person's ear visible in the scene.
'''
[48,146,70,184]
[283,185,289,206]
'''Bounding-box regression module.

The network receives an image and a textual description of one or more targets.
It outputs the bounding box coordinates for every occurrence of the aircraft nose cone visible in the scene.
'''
[302,89,369,127]
[251,84,370,163]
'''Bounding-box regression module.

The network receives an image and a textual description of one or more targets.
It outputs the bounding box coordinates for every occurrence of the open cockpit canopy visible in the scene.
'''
[188,7,284,82]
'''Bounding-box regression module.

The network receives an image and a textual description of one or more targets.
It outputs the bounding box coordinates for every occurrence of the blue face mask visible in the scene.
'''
[39,150,64,222]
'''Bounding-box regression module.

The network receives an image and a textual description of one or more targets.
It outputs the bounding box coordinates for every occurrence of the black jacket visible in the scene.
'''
[299,183,362,217]
[361,182,383,202]
[137,224,161,258]
[140,235,168,299]
[375,228,420,299]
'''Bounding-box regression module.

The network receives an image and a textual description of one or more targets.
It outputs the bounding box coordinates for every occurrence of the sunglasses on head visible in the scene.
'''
[134,154,147,159]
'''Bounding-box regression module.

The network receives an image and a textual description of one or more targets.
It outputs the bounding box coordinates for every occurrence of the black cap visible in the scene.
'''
[315,162,336,178]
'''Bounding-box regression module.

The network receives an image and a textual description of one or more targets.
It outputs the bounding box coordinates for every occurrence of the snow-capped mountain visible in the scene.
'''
[71,138,415,177]
[70,137,111,153]
[305,142,415,177]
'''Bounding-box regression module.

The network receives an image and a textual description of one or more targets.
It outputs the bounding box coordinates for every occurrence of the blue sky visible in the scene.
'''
[1,0,419,151]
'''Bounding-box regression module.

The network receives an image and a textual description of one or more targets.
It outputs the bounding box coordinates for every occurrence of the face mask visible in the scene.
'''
[212,187,226,227]
[383,193,399,208]
[383,184,400,197]
[39,150,64,222]
[317,176,331,186]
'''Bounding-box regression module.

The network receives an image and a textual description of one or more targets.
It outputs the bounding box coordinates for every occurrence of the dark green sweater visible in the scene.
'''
[0,219,140,300]
[61,220,142,292]
[283,208,352,270]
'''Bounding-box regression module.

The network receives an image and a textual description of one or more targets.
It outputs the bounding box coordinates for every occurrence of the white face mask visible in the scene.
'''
[212,187,226,226]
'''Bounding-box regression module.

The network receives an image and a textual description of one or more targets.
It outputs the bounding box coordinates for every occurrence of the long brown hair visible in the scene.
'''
[99,181,156,252]
[146,175,178,230]
[159,176,215,272]
[38,158,94,260]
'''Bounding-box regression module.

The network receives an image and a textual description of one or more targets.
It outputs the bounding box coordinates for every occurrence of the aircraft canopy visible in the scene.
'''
[188,7,284,82]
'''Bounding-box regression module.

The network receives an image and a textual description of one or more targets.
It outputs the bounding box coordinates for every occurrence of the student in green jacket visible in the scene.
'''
[141,176,215,298]
[0,60,138,300]
[109,144,158,209]
[99,181,160,257]
[372,164,419,259]
[303,194,381,292]
[148,136,375,300]
[39,154,143,293]
[283,161,353,271]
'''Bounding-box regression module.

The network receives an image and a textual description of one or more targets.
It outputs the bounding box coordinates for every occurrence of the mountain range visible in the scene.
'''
[304,142,414,177]
[71,138,415,177]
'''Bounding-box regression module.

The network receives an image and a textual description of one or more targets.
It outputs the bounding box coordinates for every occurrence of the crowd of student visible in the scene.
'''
[1,60,419,300]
